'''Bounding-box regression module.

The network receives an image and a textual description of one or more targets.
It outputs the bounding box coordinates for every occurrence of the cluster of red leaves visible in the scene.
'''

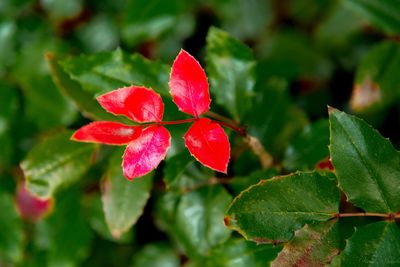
[72,50,230,180]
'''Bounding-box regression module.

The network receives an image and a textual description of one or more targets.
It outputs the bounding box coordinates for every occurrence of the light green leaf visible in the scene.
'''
[283,119,330,171]
[329,108,400,213]
[226,171,340,243]
[339,222,400,266]
[21,131,96,198]
[206,26,256,121]
[102,148,153,238]
[0,191,23,264]
[60,48,170,96]
[131,242,180,267]
[155,186,232,259]
[271,220,341,267]
[345,0,400,35]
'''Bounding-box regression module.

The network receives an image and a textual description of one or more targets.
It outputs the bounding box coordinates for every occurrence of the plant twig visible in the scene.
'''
[244,135,274,169]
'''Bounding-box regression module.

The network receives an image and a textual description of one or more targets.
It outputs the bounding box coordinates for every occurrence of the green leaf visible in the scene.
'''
[339,222,400,266]
[244,78,308,156]
[102,148,153,238]
[0,21,16,71]
[256,31,333,81]
[0,191,23,264]
[271,220,341,267]
[131,242,180,267]
[0,83,18,168]
[206,26,256,121]
[163,150,213,192]
[121,0,190,46]
[60,48,170,96]
[228,169,279,196]
[13,35,77,129]
[350,42,400,113]
[36,187,93,267]
[283,119,330,171]
[46,53,120,122]
[21,131,96,198]
[155,186,232,259]
[329,108,400,213]
[226,171,340,243]
[345,0,400,35]
[200,238,281,267]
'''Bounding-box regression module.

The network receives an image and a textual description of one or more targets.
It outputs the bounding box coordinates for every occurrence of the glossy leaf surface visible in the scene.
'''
[97,86,164,122]
[169,49,210,117]
[199,238,282,267]
[329,108,400,213]
[206,27,256,121]
[272,220,341,267]
[131,242,180,267]
[123,126,170,179]
[61,49,170,96]
[283,119,329,171]
[339,222,400,266]
[21,131,96,198]
[102,149,153,238]
[71,121,142,145]
[184,118,230,173]
[155,186,232,258]
[226,171,339,243]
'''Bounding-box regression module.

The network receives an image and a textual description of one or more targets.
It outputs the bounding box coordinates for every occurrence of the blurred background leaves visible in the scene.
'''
[1,0,400,266]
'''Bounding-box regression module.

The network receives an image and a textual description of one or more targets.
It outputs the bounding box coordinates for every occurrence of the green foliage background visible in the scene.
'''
[1,0,400,266]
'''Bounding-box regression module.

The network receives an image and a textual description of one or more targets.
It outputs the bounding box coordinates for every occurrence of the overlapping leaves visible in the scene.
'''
[72,49,230,180]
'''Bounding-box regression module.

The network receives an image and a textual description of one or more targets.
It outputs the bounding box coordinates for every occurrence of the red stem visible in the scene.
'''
[158,118,197,125]
[335,212,400,219]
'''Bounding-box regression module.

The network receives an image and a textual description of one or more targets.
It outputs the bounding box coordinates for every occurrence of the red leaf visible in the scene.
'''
[184,118,230,173]
[71,121,142,145]
[169,49,210,117]
[16,181,53,221]
[97,86,164,122]
[123,125,171,180]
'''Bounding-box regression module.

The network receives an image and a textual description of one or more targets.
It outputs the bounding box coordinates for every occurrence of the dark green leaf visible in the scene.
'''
[46,53,120,122]
[228,169,278,196]
[40,0,82,19]
[339,222,400,266]
[211,0,273,40]
[350,42,400,113]
[206,26,256,121]
[0,191,23,264]
[345,0,400,35]
[226,171,340,243]
[245,78,308,156]
[163,150,213,192]
[60,48,170,96]
[36,188,93,267]
[102,148,153,238]
[283,119,330,171]
[131,242,180,267]
[12,34,78,129]
[271,220,341,267]
[329,108,400,213]
[200,237,281,267]
[155,186,232,258]
[21,131,96,198]
[256,31,333,81]
[0,21,16,71]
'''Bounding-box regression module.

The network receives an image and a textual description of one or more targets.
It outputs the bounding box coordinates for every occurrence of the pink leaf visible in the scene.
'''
[97,86,164,122]
[123,125,171,180]
[184,118,230,173]
[71,121,142,145]
[169,49,210,117]
[16,181,53,221]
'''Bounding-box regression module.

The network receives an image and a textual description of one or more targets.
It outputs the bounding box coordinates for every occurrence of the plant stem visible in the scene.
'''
[158,118,197,125]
